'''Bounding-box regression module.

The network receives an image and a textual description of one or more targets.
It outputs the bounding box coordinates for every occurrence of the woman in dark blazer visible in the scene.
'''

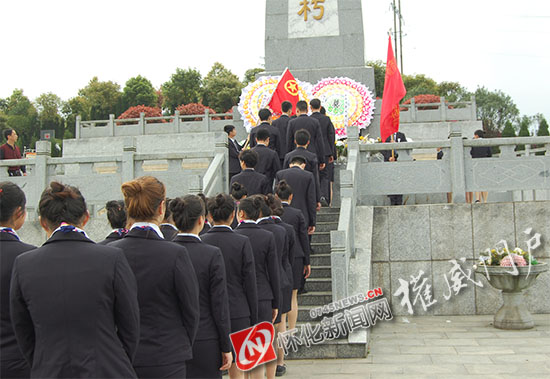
[1,182,35,378]
[201,193,258,379]
[98,200,128,244]
[159,198,178,241]
[229,182,247,229]
[275,180,311,332]
[110,176,200,378]
[170,195,232,379]
[9,181,140,378]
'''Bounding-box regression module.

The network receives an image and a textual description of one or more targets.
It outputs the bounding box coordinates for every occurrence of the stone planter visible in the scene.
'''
[475,263,548,330]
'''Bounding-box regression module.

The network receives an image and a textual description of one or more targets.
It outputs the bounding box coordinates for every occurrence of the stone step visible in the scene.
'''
[309,265,331,279]
[297,291,332,306]
[298,305,333,322]
[316,212,340,223]
[311,231,330,244]
[318,207,340,214]
[305,278,332,292]
[310,242,331,254]
[285,339,367,360]
[314,221,339,232]
[309,253,331,266]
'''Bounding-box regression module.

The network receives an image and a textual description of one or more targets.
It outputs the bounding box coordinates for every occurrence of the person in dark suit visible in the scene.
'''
[283,129,321,204]
[249,108,282,158]
[275,156,317,233]
[110,176,200,378]
[286,100,326,167]
[230,150,271,195]
[99,200,128,244]
[159,198,179,241]
[225,125,242,181]
[470,129,492,203]
[252,128,281,186]
[310,99,336,206]
[197,194,213,236]
[272,101,293,164]
[1,182,34,378]
[274,180,311,332]
[202,193,258,379]
[230,182,247,229]
[169,195,232,379]
[382,131,408,206]
[10,181,140,378]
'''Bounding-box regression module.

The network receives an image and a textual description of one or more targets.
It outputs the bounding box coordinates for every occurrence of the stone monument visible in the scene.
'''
[263,0,376,93]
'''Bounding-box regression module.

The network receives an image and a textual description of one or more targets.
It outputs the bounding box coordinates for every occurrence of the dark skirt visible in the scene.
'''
[134,362,186,378]
[187,339,222,379]
[292,257,305,290]
[258,299,273,323]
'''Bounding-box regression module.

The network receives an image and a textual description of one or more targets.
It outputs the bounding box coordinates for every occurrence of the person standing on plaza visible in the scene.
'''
[286,101,326,169]
[249,108,282,158]
[98,200,128,244]
[110,176,200,378]
[272,101,294,164]
[10,181,140,378]
[252,128,281,186]
[0,129,26,177]
[225,125,242,181]
[0,182,34,378]
[310,99,336,206]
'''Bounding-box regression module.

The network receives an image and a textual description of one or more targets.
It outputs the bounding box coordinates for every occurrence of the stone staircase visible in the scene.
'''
[286,206,368,359]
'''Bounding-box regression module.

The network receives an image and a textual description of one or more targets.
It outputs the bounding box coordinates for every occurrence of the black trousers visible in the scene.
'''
[187,339,222,379]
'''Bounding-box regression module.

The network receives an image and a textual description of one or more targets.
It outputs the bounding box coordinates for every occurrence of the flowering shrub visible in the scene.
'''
[117,105,164,125]
[176,103,219,121]
[478,247,539,266]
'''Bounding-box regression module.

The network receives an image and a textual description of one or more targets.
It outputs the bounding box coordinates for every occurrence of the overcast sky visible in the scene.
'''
[1,0,548,123]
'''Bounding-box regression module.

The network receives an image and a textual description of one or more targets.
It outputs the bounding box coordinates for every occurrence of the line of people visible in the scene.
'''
[0,175,312,379]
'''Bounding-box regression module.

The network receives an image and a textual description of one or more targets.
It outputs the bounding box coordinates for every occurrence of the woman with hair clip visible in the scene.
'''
[230,182,247,229]
[234,196,280,379]
[9,181,140,378]
[274,180,311,333]
[201,193,258,379]
[99,200,128,244]
[159,198,178,241]
[169,195,232,379]
[0,182,35,378]
[265,193,296,376]
[110,176,200,378]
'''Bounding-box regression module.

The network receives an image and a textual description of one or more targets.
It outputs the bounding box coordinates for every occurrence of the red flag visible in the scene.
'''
[380,36,406,142]
[268,68,299,116]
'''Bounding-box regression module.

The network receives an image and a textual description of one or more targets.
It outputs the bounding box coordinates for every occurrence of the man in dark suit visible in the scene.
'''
[381,131,408,205]
[283,129,321,204]
[272,101,293,164]
[224,124,242,181]
[230,150,271,195]
[252,128,281,185]
[249,108,282,159]
[286,100,326,168]
[310,99,336,206]
[275,156,317,234]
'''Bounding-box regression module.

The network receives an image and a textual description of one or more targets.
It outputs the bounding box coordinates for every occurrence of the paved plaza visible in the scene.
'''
[283,314,550,378]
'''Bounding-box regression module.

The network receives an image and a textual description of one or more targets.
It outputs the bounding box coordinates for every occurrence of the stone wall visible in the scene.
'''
[363,202,550,316]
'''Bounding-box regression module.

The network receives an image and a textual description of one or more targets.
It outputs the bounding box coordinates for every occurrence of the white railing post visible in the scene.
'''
[75,115,81,139]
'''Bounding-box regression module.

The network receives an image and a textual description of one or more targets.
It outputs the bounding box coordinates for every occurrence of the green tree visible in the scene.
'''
[3,89,39,148]
[61,96,90,139]
[537,117,549,136]
[161,68,202,113]
[35,92,64,139]
[516,115,531,151]
[366,60,386,97]
[242,68,265,87]
[437,81,471,103]
[474,86,519,134]
[501,120,516,137]
[202,62,243,113]
[402,74,439,101]
[0,111,7,130]
[78,77,122,119]
[122,75,157,110]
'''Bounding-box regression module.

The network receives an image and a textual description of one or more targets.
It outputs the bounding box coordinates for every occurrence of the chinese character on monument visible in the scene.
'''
[298,0,325,21]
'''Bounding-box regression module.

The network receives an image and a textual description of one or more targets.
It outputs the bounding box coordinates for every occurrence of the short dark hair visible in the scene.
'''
[238,196,262,220]
[105,200,127,229]
[170,195,205,232]
[296,101,308,112]
[0,181,26,223]
[474,130,484,138]
[3,129,14,140]
[39,182,87,230]
[289,155,307,166]
[239,150,259,168]
[255,195,272,218]
[310,98,321,110]
[266,193,284,217]
[256,128,270,142]
[281,101,293,113]
[320,106,326,115]
[258,108,272,121]
[224,124,235,134]
[231,182,248,201]
[208,193,235,222]
[295,129,311,146]
[275,180,293,201]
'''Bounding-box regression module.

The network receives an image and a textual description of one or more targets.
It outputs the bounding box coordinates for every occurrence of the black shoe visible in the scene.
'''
[276,364,287,376]
[320,197,329,207]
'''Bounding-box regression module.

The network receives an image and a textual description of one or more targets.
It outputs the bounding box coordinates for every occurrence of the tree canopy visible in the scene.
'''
[78,77,122,120]
[122,75,157,110]
[161,68,203,113]
[474,87,519,134]
[202,62,243,113]
[3,89,39,148]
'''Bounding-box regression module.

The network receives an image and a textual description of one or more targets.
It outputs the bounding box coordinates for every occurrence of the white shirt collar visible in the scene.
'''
[160,223,178,230]
[177,233,201,241]
[0,226,20,239]
[257,216,272,223]
[130,222,165,239]
[240,219,257,224]
[212,224,233,230]
[51,224,90,239]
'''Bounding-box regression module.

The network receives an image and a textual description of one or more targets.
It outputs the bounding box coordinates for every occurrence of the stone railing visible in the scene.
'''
[358,124,550,204]
[399,96,477,123]
[76,107,242,139]
[330,127,361,301]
